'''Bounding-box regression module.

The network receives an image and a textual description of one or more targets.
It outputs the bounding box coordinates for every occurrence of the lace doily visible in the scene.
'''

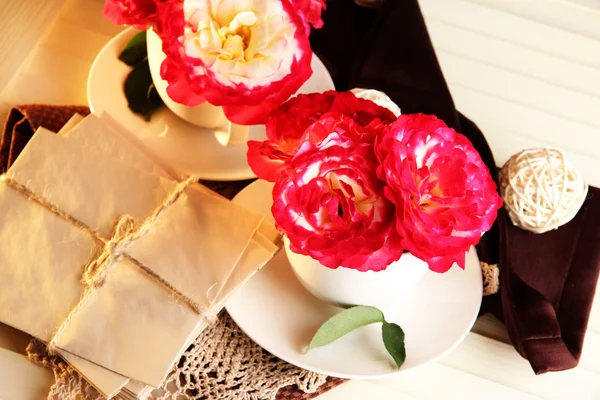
[27,340,104,400]
[28,312,330,400]
[481,262,500,296]
[152,312,328,400]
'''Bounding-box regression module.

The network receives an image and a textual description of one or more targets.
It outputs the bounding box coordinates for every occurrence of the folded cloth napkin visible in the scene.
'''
[495,193,600,373]
[311,0,600,374]
[0,105,90,171]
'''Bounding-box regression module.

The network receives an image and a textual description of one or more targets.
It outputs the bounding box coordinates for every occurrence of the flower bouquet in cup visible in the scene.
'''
[103,0,325,144]
[247,90,502,366]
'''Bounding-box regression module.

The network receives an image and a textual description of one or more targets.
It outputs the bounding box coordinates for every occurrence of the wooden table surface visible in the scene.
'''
[0,0,599,399]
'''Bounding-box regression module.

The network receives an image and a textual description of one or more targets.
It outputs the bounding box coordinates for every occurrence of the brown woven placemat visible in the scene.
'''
[0,105,90,170]
[0,104,346,400]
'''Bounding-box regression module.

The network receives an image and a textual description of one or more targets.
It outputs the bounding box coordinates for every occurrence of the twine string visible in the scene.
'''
[82,214,136,288]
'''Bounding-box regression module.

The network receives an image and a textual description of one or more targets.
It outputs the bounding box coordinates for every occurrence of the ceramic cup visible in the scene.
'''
[284,237,428,308]
[146,28,249,147]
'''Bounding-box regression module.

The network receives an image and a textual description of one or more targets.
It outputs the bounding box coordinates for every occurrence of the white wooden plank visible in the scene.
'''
[42,18,116,61]
[3,72,87,106]
[473,120,600,188]
[0,0,67,93]
[441,333,600,400]
[436,49,600,128]
[449,85,600,163]
[58,0,125,38]
[419,0,600,68]
[560,0,600,12]
[580,332,600,374]
[315,380,417,400]
[424,18,600,98]
[21,46,92,84]
[588,294,600,335]
[376,362,542,400]
[469,0,600,41]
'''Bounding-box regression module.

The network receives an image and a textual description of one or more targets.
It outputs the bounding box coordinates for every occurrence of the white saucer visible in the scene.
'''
[87,28,335,181]
[227,180,483,379]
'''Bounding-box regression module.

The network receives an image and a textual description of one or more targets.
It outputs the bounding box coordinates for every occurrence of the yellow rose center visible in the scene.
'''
[182,0,298,87]
[195,11,257,62]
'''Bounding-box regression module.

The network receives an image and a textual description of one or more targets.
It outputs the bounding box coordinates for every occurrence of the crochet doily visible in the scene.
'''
[481,262,500,296]
[28,312,329,400]
[152,312,328,400]
[27,340,104,400]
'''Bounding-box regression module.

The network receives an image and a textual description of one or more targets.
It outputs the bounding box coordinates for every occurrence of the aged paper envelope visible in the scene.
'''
[0,348,54,400]
[54,115,280,397]
[59,351,130,399]
[61,113,177,179]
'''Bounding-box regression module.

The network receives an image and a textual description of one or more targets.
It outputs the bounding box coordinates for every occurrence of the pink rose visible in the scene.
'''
[375,114,503,273]
[272,115,403,271]
[292,0,326,30]
[156,0,313,125]
[247,91,396,181]
[103,0,159,29]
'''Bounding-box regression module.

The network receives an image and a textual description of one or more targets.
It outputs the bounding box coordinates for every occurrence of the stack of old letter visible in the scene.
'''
[0,113,279,399]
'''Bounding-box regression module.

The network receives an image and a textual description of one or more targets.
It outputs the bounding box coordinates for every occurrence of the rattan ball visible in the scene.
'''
[500,148,588,234]
[350,88,401,116]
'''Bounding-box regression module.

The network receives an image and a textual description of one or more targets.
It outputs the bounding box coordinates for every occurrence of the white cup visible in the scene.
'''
[146,28,249,147]
[284,237,428,309]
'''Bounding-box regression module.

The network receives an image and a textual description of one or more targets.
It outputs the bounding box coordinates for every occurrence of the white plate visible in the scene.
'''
[87,28,335,181]
[228,180,483,379]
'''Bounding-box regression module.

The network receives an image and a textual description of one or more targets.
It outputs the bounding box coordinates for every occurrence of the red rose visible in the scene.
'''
[272,115,403,271]
[375,114,503,273]
[292,0,326,30]
[103,0,159,29]
[247,91,396,181]
[155,0,313,125]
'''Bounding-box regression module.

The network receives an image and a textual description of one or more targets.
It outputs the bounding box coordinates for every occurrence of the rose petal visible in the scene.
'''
[248,90,396,181]
[156,0,313,125]
[375,113,502,273]
[272,115,404,272]
[104,0,158,29]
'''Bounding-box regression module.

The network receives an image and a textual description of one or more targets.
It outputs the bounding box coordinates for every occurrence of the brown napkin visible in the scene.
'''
[0,105,90,172]
[311,0,600,374]
[495,193,600,373]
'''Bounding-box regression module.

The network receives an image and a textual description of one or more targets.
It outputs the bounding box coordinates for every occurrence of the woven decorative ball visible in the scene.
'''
[500,147,588,234]
[350,88,401,116]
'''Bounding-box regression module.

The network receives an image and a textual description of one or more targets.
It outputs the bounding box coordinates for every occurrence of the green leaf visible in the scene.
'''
[119,31,148,66]
[306,306,385,352]
[381,321,406,368]
[123,59,164,121]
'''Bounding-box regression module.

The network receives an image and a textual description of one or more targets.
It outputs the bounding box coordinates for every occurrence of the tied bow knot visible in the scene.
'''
[82,215,138,288]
